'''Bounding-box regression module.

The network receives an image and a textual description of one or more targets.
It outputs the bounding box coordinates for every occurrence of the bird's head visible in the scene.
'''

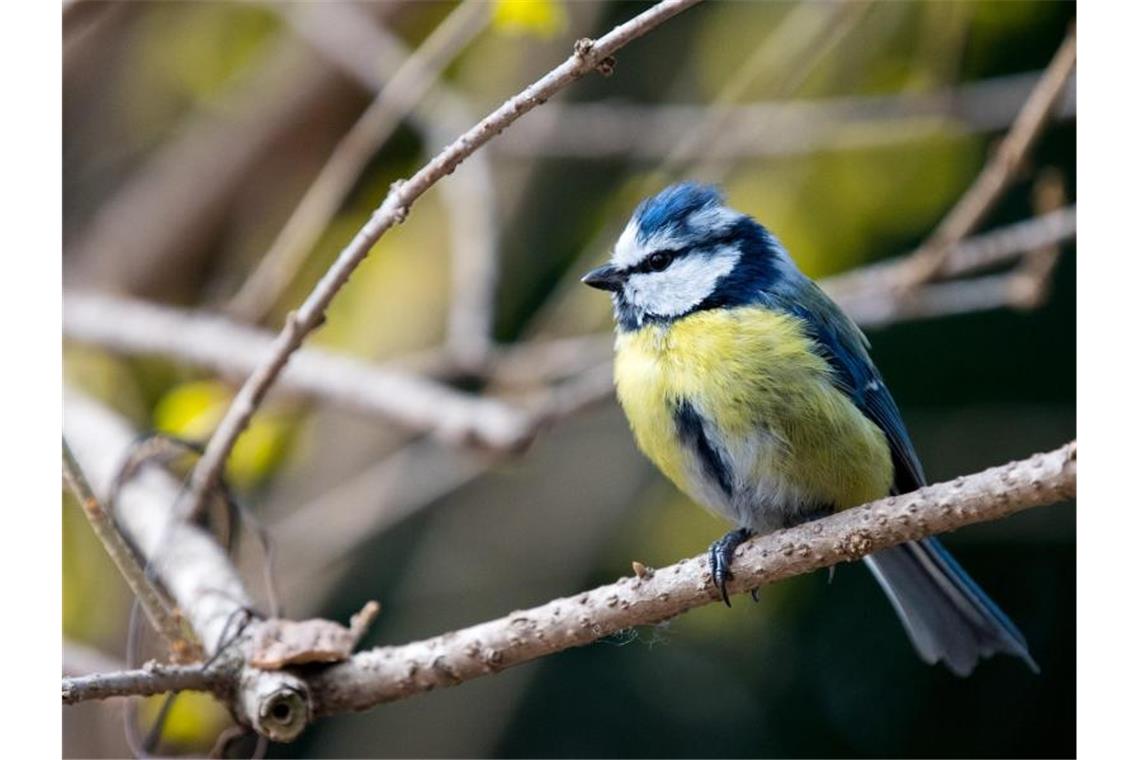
[582,182,792,331]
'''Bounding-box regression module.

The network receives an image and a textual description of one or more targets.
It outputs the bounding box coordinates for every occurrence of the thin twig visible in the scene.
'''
[1007,169,1067,310]
[822,205,1076,304]
[660,0,868,176]
[63,663,224,705]
[490,70,1076,160]
[184,0,706,516]
[226,0,491,324]
[897,28,1076,289]
[62,439,198,660]
[279,2,505,372]
[67,442,1076,711]
[844,272,1023,330]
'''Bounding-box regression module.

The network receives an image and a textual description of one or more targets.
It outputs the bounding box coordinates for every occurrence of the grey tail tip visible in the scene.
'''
[864,537,1039,677]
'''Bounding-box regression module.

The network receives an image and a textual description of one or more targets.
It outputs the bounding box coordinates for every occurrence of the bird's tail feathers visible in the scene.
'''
[863,537,1038,676]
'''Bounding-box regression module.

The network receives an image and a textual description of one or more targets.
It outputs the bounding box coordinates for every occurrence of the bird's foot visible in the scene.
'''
[708,527,753,607]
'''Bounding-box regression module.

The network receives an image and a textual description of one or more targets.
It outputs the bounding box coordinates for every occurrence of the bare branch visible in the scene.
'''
[490,71,1076,161]
[184,0,705,515]
[822,205,1076,309]
[63,292,535,450]
[277,2,505,372]
[660,0,869,174]
[226,1,491,324]
[62,440,197,659]
[898,28,1076,288]
[69,442,1074,713]
[1007,169,1068,310]
[307,441,1075,714]
[63,663,223,705]
[65,391,312,741]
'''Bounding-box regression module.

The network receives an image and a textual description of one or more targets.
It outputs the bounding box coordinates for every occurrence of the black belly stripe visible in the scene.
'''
[673,399,733,498]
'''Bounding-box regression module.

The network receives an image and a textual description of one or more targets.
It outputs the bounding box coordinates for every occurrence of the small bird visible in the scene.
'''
[582,182,1036,676]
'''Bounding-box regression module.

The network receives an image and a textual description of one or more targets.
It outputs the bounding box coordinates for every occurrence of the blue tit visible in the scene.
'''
[582,182,1036,676]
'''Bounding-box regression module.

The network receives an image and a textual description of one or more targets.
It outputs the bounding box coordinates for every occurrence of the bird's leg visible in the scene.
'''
[708,527,753,607]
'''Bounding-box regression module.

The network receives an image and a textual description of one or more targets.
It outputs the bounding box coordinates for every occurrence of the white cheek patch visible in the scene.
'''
[623,245,741,318]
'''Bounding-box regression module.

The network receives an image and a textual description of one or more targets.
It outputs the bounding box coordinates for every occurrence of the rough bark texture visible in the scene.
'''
[63,664,223,705]
[306,442,1076,715]
[64,392,312,742]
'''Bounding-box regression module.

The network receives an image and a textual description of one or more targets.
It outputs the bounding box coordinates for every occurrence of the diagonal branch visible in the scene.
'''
[65,391,314,742]
[897,27,1076,289]
[274,1,505,372]
[65,441,1075,716]
[183,0,705,515]
[226,0,491,324]
[62,440,198,659]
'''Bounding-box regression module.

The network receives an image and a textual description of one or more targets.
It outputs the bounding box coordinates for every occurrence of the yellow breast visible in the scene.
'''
[613,307,893,524]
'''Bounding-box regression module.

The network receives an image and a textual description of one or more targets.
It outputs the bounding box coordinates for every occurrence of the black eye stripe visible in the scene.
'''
[632,249,680,274]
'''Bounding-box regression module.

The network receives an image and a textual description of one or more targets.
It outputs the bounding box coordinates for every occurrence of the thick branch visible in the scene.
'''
[69,444,1074,708]
[64,391,312,741]
[300,441,1074,713]
[183,0,704,514]
[64,441,1075,718]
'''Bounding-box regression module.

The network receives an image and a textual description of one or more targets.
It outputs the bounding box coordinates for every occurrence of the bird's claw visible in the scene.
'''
[708,528,753,608]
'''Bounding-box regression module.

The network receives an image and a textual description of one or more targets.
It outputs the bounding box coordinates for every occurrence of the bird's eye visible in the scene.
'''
[647,251,674,272]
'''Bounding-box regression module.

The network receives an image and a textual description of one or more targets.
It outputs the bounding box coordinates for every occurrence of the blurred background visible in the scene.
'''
[62,1,1075,757]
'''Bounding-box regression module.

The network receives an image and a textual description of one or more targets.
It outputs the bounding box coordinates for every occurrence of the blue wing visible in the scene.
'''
[767,277,926,494]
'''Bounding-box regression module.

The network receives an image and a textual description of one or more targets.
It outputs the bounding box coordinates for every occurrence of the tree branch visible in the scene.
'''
[63,663,224,705]
[64,391,313,742]
[226,0,490,324]
[827,205,1075,297]
[307,441,1075,714]
[489,70,1076,160]
[66,441,1075,716]
[276,1,505,372]
[61,440,197,659]
[63,292,535,450]
[183,0,705,515]
[898,28,1076,288]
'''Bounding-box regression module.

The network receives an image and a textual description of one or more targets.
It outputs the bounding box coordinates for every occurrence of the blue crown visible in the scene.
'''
[633,182,724,241]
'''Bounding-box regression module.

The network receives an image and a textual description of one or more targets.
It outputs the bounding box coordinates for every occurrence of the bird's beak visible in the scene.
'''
[581,264,623,292]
